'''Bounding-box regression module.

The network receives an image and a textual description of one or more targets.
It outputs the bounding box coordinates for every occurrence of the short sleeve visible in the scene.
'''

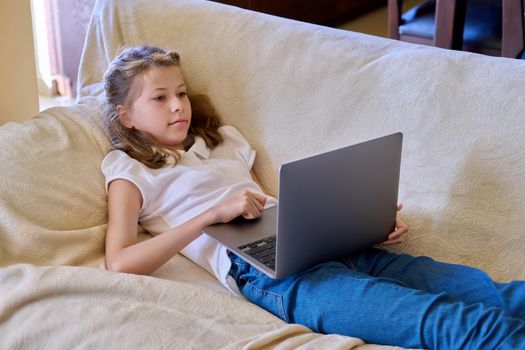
[218,125,256,168]
[100,150,148,210]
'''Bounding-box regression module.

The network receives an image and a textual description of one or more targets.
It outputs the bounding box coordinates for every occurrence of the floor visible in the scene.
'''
[338,0,420,37]
[39,1,421,111]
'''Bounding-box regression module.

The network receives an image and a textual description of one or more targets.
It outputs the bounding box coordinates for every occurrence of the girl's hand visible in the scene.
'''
[210,190,267,223]
[381,203,409,246]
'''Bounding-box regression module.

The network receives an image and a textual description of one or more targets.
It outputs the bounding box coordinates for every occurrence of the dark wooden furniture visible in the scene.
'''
[211,0,386,26]
[500,0,525,57]
[388,0,525,58]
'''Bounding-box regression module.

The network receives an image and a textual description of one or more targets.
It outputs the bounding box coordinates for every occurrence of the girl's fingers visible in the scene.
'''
[241,202,255,218]
[396,218,408,232]
[388,227,406,240]
[382,217,409,245]
[252,191,268,206]
[254,195,264,211]
[381,237,405,245]
[242,197,263,219]
[239,190,266,219]
[397,203,403,212]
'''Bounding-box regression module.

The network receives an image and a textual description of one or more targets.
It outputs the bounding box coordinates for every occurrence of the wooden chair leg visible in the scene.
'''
[502,0,524,57]
[388,0,402,39]
[434,0,466,50]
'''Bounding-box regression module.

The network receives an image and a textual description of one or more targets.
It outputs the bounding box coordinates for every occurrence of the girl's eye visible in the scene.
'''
[178,92,187,98]
[153,96,165,101]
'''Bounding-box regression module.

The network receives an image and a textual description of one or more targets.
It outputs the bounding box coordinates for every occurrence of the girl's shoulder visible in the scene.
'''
[101,149,150,177]
[102,149,135,167]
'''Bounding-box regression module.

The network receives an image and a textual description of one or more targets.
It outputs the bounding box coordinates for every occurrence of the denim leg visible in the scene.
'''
[348,248,525,320]
[229,253,525,350]
[229,253,290,321]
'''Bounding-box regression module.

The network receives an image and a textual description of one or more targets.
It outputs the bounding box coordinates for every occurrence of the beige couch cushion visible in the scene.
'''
[0,102,109,267]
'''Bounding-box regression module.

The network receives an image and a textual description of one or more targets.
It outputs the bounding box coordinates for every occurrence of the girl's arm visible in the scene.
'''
[105,179,213,274]
[105,179,266,275]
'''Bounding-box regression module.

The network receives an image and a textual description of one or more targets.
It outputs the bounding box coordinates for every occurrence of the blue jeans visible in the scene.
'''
[228,248,525,349]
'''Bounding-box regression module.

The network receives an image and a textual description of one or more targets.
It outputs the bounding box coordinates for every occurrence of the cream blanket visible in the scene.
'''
[0,263,367,349]
[1,0,524,348]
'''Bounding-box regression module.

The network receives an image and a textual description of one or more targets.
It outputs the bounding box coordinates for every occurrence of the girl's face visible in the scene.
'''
[118,65,192,149]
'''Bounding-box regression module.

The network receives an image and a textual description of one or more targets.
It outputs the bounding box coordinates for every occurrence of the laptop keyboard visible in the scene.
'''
[238,235,276,270]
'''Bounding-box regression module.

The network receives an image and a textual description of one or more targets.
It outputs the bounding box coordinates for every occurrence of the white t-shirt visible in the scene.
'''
[101,125,277,294]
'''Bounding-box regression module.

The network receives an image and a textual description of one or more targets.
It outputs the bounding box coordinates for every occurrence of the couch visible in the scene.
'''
[1,0,524,348]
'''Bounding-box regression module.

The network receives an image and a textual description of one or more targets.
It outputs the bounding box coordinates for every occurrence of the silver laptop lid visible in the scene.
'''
[275,132,403,277]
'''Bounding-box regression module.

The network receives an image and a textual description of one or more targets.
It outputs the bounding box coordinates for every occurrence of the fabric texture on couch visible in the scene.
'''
[0,0,524,348]
[79,0,525,280]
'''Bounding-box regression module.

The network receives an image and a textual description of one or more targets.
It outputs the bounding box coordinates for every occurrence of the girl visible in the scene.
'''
[101,45,525,349]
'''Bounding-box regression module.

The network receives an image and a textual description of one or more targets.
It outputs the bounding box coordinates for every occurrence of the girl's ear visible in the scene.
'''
[116,105,134,129]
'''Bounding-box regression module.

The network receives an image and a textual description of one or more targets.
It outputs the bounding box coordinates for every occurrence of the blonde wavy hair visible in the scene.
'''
[103,45,223,169]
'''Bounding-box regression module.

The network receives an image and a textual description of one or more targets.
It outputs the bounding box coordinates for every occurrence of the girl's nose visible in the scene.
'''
[170,100,181,113]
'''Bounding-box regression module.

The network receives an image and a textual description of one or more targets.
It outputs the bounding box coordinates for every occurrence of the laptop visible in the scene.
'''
[203,132,403,279]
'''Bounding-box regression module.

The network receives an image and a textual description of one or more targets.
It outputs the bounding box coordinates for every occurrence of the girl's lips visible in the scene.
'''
[168,120,188,125]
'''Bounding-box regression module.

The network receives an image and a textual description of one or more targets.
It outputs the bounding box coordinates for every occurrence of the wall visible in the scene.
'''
[0,0,39,125]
